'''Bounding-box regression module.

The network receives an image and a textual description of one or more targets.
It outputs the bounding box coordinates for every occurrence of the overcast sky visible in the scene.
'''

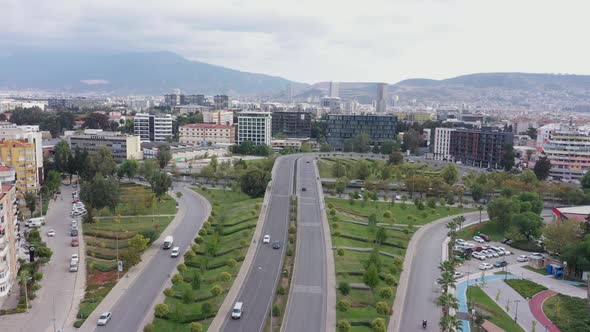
[2,0,589,83]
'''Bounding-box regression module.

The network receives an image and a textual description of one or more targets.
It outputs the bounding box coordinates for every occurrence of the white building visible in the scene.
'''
[0,179,19,301]
[202,110,234,125]
[237,111,272,146]
[540,124,590,180]
[179,123,235,145]
[134,113,173,142]
[69,131,142,162]
[433,127,456,161]
[0,123,44,181]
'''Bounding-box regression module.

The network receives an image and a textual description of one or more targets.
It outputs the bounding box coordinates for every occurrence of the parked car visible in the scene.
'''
[473,246,483,252]
[472,252,485,260]
[517,255,529,262]
[473,236,485,243]
[478,233,491,242]
[47,230,55,237]
[97,312,112,326]
[71,238,79,247]
[71,229,78,237]
[483,250,494,258]
[479,263,493,270]
[263,235,271,244]
[456,239,467,245]
[493,260,508,268]
[71,254,79,262]
[301,187,307,191]
[453,271,464,278]
[170,247,180,258]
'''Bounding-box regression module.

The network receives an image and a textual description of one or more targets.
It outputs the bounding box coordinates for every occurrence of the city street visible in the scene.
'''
[0,184,85,332]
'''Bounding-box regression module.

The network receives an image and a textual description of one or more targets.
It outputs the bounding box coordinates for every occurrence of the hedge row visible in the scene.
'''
[338,233,406,249]
[336,271,365,276]
[85,230,137,240]
[207,256,245,270]
[349,319,372,327]
[87,250,118,260]
[213,246,243,257]
[222,224,256,236]
[213,216,257,228]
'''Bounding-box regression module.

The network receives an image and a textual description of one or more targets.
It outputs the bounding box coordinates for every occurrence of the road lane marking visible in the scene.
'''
[299,222,321,227]
[293,285,323,294]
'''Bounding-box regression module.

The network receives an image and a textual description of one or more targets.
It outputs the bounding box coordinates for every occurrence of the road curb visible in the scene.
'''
[208,156,282,332]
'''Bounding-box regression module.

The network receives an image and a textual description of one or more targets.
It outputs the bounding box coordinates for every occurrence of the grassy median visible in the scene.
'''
[544,294,590,331]
[467,286,525,332]
[149,188,262,332]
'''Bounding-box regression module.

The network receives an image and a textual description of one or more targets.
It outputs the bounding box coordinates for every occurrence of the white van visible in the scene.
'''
[163,236,174,249]
[26,217,45,228]
[231,302,243,319]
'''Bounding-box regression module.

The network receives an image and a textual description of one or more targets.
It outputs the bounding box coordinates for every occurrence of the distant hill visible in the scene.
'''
[0,51,306,96]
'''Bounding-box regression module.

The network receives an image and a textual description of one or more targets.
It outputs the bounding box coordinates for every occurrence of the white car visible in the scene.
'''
[263,235,271,244]
[517,255,529,262]
[71,254,79,262]
[395,195,402,200]
[490,251,499,258]
[47,230,55,237]
[472,252,485,260]
[453,271,464,278]
[473,236,485,243]
[484,251,494,258]
[97,312,112,326]
[456,239,467,245]
[170,247,180,258]
[479,263,493,270]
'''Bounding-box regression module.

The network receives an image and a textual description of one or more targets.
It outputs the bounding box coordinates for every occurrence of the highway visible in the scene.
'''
[96,186,210,332]
[220,156,296,332]
[397,211,489,331]
[282,156,328,332]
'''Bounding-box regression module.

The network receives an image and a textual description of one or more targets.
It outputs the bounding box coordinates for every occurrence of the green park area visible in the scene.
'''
[74,184,175,327]
[149,188,262,332]
[544,294,590,331]
[503,279,547,299]
[327,197,471,331]
[467,286,525,332]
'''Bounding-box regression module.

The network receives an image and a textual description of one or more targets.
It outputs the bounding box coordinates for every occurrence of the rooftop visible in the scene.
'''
[182,123,233,129]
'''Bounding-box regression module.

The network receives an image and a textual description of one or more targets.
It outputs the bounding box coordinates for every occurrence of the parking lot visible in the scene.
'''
[454,239,535,276]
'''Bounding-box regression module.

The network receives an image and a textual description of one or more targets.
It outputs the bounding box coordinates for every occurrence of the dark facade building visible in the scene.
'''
[326,114,397,150]
[214,95,230,110]
[450,127,513,168]
[271,111,312,138]
[185,94,206,105]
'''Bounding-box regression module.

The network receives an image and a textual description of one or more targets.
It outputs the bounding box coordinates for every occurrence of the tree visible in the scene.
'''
[80,174,121,215]
[129,234,150,252]
[511,211,543,240]
[543,220,581,255]
[533,156,552,180]
[335,177,347,197]
[501,144,515,171]
[337,320,352,332]
[439,314,462,332]
[436,292,459,314]
[401,129,423,154]
[375,227,388,245]
[471,183,484,203]
[371,318,387,332]
[364,263,380,288]
[371,144,380,154]
[190,322,203,332]
[388,151,404,165]
[354,160,372,180]
[24,192,37,217]
[487,197,519,231]
[118,159,139,180]
[338,282,351,295]
[582,169,590,190]
[380,139,395,155]
[301,142,312,153]
[90,147,116,177]
[85,112,110,130]
[320,144,333,152]
[353,133,371,153]
[150,172,172,200]
[332,161,347,178]
[53,140,72,174]
[527,127,537,139]
[156,144,173,169]
[239,168,269,197]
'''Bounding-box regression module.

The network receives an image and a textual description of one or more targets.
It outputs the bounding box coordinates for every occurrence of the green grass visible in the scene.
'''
[503,279,547,299]
[151,187,262,330]
[544,294,590,331]
[467,286,525,332]
[84,216,174,233]
[456,219,505,242]
[522,265,547,275]
[95,184,176,216]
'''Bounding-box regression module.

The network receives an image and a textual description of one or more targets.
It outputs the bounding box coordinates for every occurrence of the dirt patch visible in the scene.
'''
[351,302,371,307]
[88,269,117,285]
[469,223,484,231]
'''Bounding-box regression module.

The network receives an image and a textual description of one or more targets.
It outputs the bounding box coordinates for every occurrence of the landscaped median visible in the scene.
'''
[146,188,262,332]
[74,184,176,327]
[466,285,525,332]
[326,197,471,331]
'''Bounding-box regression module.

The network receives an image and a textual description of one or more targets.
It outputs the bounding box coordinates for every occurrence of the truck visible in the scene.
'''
[163,236,174,249]
[26,217,45,228]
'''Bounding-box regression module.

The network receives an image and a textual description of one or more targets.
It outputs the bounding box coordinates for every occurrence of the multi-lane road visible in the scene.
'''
[93,186,210,332]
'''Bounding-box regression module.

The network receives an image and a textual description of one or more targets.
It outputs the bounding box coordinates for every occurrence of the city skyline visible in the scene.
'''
[2,0,589,83]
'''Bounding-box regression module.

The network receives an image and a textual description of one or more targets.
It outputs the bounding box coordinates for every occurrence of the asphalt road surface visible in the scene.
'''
[282,156,327,332]
[97,186,210,332]
[398,212,489,331]
[220,156,296,332]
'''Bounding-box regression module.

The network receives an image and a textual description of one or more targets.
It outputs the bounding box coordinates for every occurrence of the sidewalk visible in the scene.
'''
[509,265,586,298]
[529,290,560,332]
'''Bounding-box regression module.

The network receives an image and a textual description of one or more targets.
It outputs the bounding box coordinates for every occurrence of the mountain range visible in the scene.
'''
[1,51,590,104]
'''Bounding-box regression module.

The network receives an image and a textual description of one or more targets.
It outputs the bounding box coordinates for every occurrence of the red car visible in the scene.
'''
[473,246,483,252]
[478,233,491,242]
[71,238,79,247]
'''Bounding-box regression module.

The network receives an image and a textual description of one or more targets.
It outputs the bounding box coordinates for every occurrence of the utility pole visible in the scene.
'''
[514,299,521,322]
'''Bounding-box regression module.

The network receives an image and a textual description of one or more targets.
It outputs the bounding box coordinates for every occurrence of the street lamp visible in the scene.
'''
[514,299,521,322]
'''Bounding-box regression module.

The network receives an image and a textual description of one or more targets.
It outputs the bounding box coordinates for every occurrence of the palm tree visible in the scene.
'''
[439,314,463,332]
[439,260,455,274]
[437,271,457,291]
[436,293,459,315]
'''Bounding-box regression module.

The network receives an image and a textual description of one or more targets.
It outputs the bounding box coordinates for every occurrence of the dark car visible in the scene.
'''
[478,233,491,242]
[306,161,310,163]
[71,229,78,237]
[301,187,307,191]
[493,260,508,268]
[272,241,281,249]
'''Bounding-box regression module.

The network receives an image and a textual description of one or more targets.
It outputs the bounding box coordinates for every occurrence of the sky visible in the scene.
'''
[1,0,589,84]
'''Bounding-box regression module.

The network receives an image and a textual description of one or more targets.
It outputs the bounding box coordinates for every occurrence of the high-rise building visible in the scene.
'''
[0,179,19,301]
[433,128,456,161]
[202,110,234,125]
[450,127,513,169]
[214,95,230,110]
[134,113,173,142]
[179,124,235,145]
[69,131,143,162]
[376,83,388,113]
[321,97,342,113]
[329,82,339,98]
[237,111,272,146]
[540,124,590,180]
[0,124,44,183]
[184,94,206,106]
[326,114,397,150]
[0,140,39,193]
[164,94,183,107]
[286,84,294,103]
[271,111,312,138]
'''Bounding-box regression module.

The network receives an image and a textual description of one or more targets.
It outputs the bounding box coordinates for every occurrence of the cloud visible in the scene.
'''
[1,0,589,83]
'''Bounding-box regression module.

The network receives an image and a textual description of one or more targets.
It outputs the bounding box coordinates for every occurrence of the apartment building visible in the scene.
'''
[179,123,235,145]
[0,123,44,182]
[325,114,397,150]
[134,113,173,142]
[202,110,234,125]
[450,127,514,169]
[237,111,272,146]
[433,128,455,161]
[0,140,39,193]
[541,124,590,180]
[271,111,312,138]
[0,181,18,300]
[213,95,230,110]
[69,131,142,162]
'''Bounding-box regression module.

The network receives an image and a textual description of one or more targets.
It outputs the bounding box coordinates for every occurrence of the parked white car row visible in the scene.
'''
[71,197,87,217]
[471,246,512,261]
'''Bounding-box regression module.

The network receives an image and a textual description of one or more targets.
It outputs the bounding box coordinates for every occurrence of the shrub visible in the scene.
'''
[427,198,437,209]
[182,288,194,304]
[272,304,281,316]
[375,301,389,315]
[338,282,351,295]
[277,286,286,295]
[289,225,296,234]
[194,237,203,244]
[218,272,232,282]
[226,258,237,268]
[184,249,196,259]
[338,320,352,332]
[286,248,293,256]
[372,318,387,332]
[191,244,200,252]
[171,273,184,284]
[337,299,352,313]
[328,203,334,209]
[384,274,397,286]
[143,323,154,332]
[190,322,203,332]
[154,303,169,318]
[337,248,345,256]
[201,302,212,316]
[177,264,187,272]
[210,285,223,297]
[198,229,207,236]
[383,210,392,219]
[379,287,394,299]
[163,288,173,297]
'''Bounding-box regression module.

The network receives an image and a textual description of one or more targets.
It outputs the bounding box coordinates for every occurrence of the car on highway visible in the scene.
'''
[71,238,79,247]
[517,255,529,262]
[301,187,307,191]
[473,236,485,243]
[170,247,180,258]
[306,161,310,163]
[272,240,281,249]
[263,235,270,244]
[97,312,112,326]
[479,262,493,270]
[47,230,55,237]
[232,302,244,319]
[493,260,508,268]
